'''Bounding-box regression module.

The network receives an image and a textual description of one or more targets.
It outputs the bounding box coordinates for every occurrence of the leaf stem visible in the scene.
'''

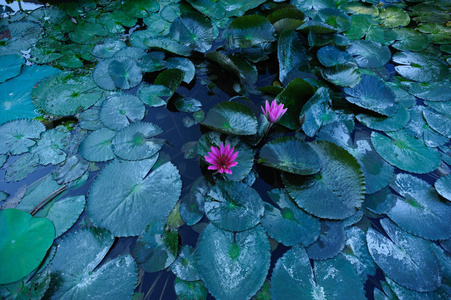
[30,185,66,216]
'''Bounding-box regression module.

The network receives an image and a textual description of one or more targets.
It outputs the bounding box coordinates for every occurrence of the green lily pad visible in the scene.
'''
[31,128,69,166]
[55,155,89,185]
[134,219,179,273]
[259,137,320,175]
[0,209,55,284]
[261,189,320,246]
[197,224,270,300]
[112,122,164,161]
[0,54,24,83]
[201,101,257,135]
[405,106,448,148]
[48,228,137,299]
[43,195,86,238]
[345,14,377,40]
[91,38,127,58]
[1,21,43,55]
[364,186,396,215]
[278,29,308,84]
[69,22,108,45]
[205,181,264,232]
[4,153,38,183]
[174,279,207,300]
[143,36,192,56]
[137,51,166,73]
[306,220,346,260]
[342,227,377,282]
[423,108,451,141]
[227,15,275,49]
[108,57,143,90]
[167,57,195,84]
[300,87,336,137]
[435,174,451,202]
[0,268,50,300]
[175,97,202,113]
[88,158,182,237]
[154,68,185,92]
[271,245,364,299]
[179,179,205,226]
[100,94,145,131]
[0,119,45,155]
[284,141,365,220]
[16,173,61,214]
[403,80,451,102]
[122,0,159,18]
[388,173,451,240]
[392,51,449,82]
[356,104,410,132]
[392,28,429,52]
[322,63,362,88]
[367,219,441,292]
[171,245,200,281]
[317,45,354,67]
[79,128,116,162]
[137,84,172,107]
[344,75,397,116]
[169,12,214,53]
[379,6,410,28]
[347,40,391,68]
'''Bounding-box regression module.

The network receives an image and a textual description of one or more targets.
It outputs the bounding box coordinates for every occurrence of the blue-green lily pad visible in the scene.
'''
[100,94,145,131]
[31,128,69,166]
[379,6,410,28]
[0,119,45,155]
[423,107,451,139]
[4,153,38,182]
[197,224,270,300]
[435,174,451,201]
[227,15,275,49]
[79,128,116,162]
[278,29,308,84]
[205,181,264,232]
[0,54,24,83]
[174,279,207,300]
[347,40,391,68]
[169,12,214,53]
[167,57,195,84]
[171,245,200,281]
[43,195,86,238]
[306,220,346,260]
[392,51,449,82]
[88,158,182,237]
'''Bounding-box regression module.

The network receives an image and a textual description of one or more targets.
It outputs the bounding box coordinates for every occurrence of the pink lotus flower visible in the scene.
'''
[261,99,287,123]
[204,143,239,174]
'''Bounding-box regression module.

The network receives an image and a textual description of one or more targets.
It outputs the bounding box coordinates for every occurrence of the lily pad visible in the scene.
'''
[344,75,397,116]
[4,153,38,182]
[259,136,320,175]
[405,106,448,148]
[403,80,451,102]
[322,63,362,88]
[306,220,346,260]
[0,54,24,83]
[261,189,320,246]
[435,174,451,201]
[112,122,164,161]
[56,155,89,185]
[91,39,127,58]
[227,15,275,49]
[48,228,137,299]
[278,30,308,84]
[43,195,86,238]
[392,51,449,82]
[0,119,45,155]
[167,57,195,84]
[205,181,264,232]
[356,104,409,132]
[0,209,55,284]
[201,101,257,135]
[271,245,364,299]
[197,224,270,300]
[88,158,182,237]
[388,173,451,240]
[100,94,145,131]
[31,128,69,166]
[423,107,451,139]
[171,245,200,281]
[174,279,207,300]
[169,12,214,53]
[371,130,441,174]
[284,141,365,220]
[79,128,116,162]
[317,45,354,67]
[134,219,179,273]
[108,57,143,90]
[367,219,441,292]
[346,40,391,68]
[379,6,410,28]
[392,28,429,52]
[137,84,172,107]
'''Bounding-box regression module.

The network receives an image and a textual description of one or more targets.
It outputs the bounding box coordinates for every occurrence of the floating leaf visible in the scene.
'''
[171,245,200,281]
[284,141,365,220]
[271,245,364,299]
[122,0,159,18]
[43,195,86,238]
[91,38,127,58]
[0,54,24,83]
[371,130,441,174]
[179,180,205,226]
[16,174,61,214]
[322,63,362,88]
[306,220,346,260]
[367,219,441,292]
[0,119,45,155]
[347,40,391,68]
[174,279,207,300]
[356,104,409,132]
[205,181,264,232]
[259,137,320,175]
[344,75,397,116]
[79,128,116,162]
[405,106,447,148]
[143,36,192,56]
[317,45,353,67]
[48,228,137,298]
[392,28,429,52]
[278,30,308,84]
[56,155,89,185]
[108,57,143,90]
[197,224,270,300]
[227,15,275,49]
[137,84,172,107]
[0,209,55,284]
[88,158,182,237]
[99,94,145,131]
[392,51,449,82]
[4,153,38,182]
[261,189,320,246]
[112,122,164,161]
[388,173,451,240]
[167,57,195,84]
[435,174,451,202]
[31,128,69,166]
[202,101,257,135]
[365,186,396,215]
[169,12,214,53]
[403,80,451,102]
[134,220,178,272]
[0,268,50,300]
[379,6,410,28]
[175,97,202,113]
[137,51,166,73]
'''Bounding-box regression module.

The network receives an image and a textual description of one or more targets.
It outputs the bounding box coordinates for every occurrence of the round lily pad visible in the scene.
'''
[284,141,365,220]
[112,122,164,161]
[371,130,441,174]
[423,107,451,139]
[31,128,69,166]
[79,128,116,162]
[174,279,207,300]
[388,173,451,240]
[171,245,200,281]
[347,40,391,68]
[48,228,137,299]
[0,54,25,83]
[259,136,320,175]
[169,12,214,53]
[392,51,449,83]
[88,158,182,237]
[379,6,410,28]
[0,119,45,155]
[367,219,441,292]
[435,174,451,201]
[44,195,86,238]
[100,94,145,131]
[306,220,346,260]
[227,15,276,49]
[197,224,270,300]
[0,209,55,284]
[205,181,264,232]
[261,189,320,246]
[108,57,143,90]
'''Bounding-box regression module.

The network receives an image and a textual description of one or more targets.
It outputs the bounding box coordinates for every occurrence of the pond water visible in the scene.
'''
[1,0,451,299]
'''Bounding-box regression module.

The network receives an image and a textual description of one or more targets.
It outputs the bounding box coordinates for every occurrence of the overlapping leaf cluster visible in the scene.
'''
[1,0,451,299]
